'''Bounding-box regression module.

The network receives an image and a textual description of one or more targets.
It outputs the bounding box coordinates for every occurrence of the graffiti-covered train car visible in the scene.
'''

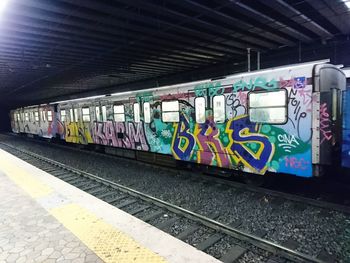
[10,104,57,138]
[11,60,348,178]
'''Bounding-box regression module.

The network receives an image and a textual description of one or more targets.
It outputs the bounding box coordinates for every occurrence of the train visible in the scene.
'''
[10,60,350,178]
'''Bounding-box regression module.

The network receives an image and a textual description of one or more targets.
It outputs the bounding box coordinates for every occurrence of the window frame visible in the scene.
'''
[133,103,140,123]
[34,111,39,122]
[195,97,206,124]
[247,89,288,124]
[212,95,226,123]
[82,107,91,122]
[101,105,107,122]
[161,100,180,123]
[143,102,151,124]
[60,110,66,122]
[73,108,78,122]
[47,110,53,122]
[113,104,125,122]
[70,109,74,122]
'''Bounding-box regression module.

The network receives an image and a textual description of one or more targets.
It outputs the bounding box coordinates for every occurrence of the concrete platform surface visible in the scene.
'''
[0,149,220,263]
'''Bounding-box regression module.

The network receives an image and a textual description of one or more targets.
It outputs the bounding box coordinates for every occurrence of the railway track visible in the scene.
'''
[0,141,332,263]
[7,133,350,215]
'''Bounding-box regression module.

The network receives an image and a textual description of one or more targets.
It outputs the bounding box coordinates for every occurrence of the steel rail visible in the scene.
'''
[0,141,327,263]
[8,133,350,215]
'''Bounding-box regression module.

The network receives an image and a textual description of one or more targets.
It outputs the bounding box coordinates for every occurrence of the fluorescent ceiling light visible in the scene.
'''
[342,0,350,9]
[0,0,9,14]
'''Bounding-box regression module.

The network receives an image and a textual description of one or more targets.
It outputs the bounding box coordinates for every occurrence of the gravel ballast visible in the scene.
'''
[1,135,350,262]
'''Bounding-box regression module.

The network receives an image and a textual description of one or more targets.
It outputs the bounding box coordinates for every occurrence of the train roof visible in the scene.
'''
[17,59,332,110]
[343,68,350,78]
[52,59,330,106]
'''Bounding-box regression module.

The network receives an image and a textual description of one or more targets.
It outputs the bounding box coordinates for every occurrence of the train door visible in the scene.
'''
[65,105,78,143]
[79,103,93,144]
[313,64,346,170]
[58,107,67,139]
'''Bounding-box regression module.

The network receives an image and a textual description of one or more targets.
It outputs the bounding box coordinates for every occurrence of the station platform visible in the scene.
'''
[0,149,220,263]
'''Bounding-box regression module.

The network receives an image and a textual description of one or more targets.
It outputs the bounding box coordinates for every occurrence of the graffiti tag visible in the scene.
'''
[232,77,278,93]
[320,103,332,144]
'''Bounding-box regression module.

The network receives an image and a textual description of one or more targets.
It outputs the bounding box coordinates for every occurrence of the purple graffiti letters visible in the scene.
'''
[195,118,230,168]
[284,157,309,170]
[93,121,149,150]
[320,103,332,144]
[226,116,273,172]
[172,114,195,160]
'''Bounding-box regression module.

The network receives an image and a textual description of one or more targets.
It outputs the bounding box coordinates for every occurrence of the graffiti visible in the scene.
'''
[171,115,195,159]
[288,88,310,142]
[284,157,309,170]
[297,87,315,112]
[160,92,188,101]
[226,93,246,118]
[93,121,149,151]
[280,77,306,89]
[194,118,230,168]
[171,114,196,160]
[320,103,332,144]
[12,71,318,178]
[194,81,224,97]
[232,77,278,93]
[294,77,306,89]
[65,122,93,144]
[226,115,274,173]
[277,134,299,153]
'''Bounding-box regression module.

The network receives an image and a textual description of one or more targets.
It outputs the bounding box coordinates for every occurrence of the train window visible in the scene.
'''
[60,110,66,122]
[70,109,74,122]
[162,101,179,122]
[82,108,90,122]
[248,90,287,124]
[134,103,140,123]
[41,110,46,122]
[25,112,29,121]
[213,95,225,123]
[195,97,206,123]
[143,102,151,123]
[16,113,20,122]
[95,106,101,122]
[34,112,39,122]
[102,106,107,122]
[73,109,78,122]
[113,105,125,122]
[47,111,53,122]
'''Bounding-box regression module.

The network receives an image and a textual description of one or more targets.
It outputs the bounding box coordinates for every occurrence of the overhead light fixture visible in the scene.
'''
[342,0,350,9]
[0,0,9,15]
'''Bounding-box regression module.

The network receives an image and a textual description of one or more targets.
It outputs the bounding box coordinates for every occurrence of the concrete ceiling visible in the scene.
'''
[1,0,350,108]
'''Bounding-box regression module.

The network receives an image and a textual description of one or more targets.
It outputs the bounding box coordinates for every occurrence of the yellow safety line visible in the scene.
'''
[51,204,166,263]
[0,151,166,263]
[0,154,53,198]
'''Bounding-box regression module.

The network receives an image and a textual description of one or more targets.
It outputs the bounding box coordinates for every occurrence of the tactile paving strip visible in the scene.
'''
[0,155,53,198]
[51,204,166,263]
[0,149,166,263]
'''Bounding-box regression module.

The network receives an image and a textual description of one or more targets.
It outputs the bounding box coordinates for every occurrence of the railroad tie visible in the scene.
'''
[141,210,164,222]
[176,225,200,240]
[219,245,246,263]
[155,217,179,230]
[195,233,223,251]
